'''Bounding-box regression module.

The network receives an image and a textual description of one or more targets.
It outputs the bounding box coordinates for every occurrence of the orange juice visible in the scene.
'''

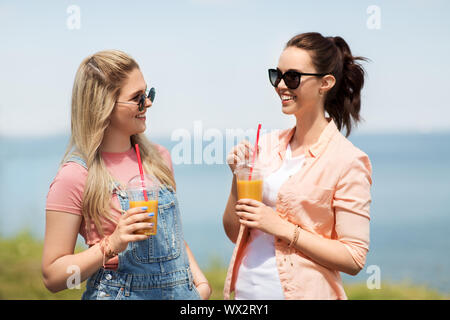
[129,200,158,235]
[237,179,263,201]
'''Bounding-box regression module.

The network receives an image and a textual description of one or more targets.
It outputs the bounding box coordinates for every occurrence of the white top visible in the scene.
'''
[235,143,306,300]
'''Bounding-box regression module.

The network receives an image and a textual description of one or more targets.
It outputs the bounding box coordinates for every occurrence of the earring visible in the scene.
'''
[318,90,323,96]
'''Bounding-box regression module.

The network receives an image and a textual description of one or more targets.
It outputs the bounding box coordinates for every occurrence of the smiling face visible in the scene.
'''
[108,67,152,137]
[275,46,333,117]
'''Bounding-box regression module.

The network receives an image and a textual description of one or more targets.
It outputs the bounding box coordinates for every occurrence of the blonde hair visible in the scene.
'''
[61,50,175,236]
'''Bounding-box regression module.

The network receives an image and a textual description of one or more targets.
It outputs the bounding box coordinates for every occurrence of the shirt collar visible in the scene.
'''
[277,118,338,159]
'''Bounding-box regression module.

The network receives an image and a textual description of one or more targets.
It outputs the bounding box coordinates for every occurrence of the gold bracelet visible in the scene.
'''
[288,225,300,247]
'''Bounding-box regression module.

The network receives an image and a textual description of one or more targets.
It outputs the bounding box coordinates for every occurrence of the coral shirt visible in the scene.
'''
[224,119,373,300]
[45,145,173,269]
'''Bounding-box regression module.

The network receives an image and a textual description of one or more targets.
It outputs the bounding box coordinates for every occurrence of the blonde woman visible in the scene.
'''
[42,50,211,300]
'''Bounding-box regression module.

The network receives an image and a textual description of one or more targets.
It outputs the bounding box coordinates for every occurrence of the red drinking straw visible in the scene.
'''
[248,124,262,181]
[134,143,148,201]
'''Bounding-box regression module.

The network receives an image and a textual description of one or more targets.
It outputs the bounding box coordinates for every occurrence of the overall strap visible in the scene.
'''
[65,154,88,169]
[64,154,122,196]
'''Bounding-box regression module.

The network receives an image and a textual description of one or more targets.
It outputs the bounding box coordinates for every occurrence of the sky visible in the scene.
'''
[1,0,450,138]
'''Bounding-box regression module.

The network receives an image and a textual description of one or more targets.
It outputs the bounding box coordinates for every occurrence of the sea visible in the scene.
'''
[0,132,449,293]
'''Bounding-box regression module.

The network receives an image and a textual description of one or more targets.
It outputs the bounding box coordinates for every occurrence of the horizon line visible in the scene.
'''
[2,128,450,141]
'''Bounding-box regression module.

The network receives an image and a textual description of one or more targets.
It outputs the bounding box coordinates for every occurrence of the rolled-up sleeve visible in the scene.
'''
[333,154,372,270]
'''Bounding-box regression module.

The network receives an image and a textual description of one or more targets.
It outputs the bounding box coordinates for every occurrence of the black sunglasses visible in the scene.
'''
[268,68,329,90]
[116,87,156,112]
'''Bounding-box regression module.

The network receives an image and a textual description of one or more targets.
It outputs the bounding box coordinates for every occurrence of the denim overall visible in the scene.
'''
[65,155,201,300]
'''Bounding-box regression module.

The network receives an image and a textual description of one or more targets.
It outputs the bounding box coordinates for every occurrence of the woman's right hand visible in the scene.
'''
[108,207,153,254]
[226,140,256,173]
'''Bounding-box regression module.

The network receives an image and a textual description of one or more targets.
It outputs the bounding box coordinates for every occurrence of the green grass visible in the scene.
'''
[1,232,448,300]
[203,259,449,300]
[344,281,448,300]
[0,231,86,299]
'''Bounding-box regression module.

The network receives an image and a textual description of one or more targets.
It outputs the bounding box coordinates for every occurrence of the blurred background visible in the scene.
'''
[0,0,449,299]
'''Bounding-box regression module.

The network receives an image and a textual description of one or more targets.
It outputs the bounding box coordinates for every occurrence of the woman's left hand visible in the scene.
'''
[235,198,287,236]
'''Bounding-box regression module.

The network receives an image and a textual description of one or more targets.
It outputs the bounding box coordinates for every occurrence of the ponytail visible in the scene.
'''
[286,33,368,137]
[326,36,367,137]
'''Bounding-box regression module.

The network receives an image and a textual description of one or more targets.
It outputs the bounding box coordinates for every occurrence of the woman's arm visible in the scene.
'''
[42,207,152,292]
[235,155,372,276]
[274,218,362,276]
[184,241,211,299]
[235,200,362,275]
[41,211,105,292]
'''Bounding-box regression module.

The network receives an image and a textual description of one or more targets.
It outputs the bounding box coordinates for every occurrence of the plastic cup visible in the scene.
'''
[126,174,160,236]
[234,165,264,201]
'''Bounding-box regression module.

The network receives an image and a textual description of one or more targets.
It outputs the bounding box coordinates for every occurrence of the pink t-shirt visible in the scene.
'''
[45,144,173,269]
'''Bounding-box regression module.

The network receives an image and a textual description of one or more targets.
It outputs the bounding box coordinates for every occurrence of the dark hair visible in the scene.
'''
[286,32,368,137]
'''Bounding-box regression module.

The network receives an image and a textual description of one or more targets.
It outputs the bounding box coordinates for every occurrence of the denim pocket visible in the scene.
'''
[96,283,124,300]
[131,198,182,263]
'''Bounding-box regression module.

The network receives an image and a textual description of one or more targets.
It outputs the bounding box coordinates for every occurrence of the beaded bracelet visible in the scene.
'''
[99,236,118,268]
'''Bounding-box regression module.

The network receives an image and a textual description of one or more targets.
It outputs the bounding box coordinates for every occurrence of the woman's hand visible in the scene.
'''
[226,140,258,173]
[235,198,288,236]
[108,206,154,253]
